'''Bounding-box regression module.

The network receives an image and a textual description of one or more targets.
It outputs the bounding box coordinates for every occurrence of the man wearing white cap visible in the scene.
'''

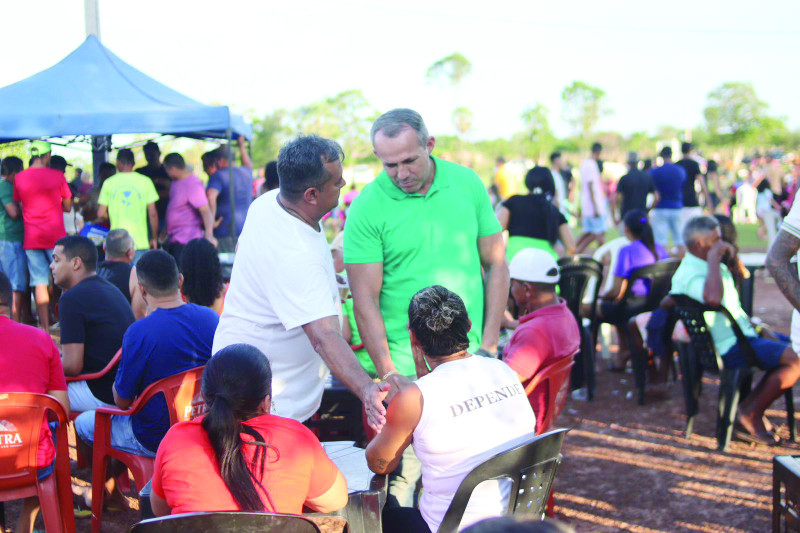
[503,248,580,430]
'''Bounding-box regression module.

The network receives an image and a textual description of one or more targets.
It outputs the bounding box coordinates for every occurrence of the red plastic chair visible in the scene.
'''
[524,355,575,517]
[91,366,206,533]
[525,355,575,435]
[0,393,75,533]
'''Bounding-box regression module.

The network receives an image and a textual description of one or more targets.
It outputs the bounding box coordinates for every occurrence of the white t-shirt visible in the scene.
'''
[412,356,536,532]
[781,195,800,352]
[579,158,605,217]
[551,169,567,215]
[212,189,340,422]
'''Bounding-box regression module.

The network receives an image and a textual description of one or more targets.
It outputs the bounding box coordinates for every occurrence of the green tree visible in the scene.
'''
[703,82,775,146]
[250,109,287,167]
[560,81,610,144]
[520,103,554,161]
[451,107,473,138]
[426,52,472,89]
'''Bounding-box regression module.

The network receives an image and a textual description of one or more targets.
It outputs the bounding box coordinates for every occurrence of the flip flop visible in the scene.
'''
[733,423,779,446]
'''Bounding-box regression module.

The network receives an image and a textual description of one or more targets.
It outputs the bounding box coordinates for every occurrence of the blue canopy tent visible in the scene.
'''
[0,34,251,142]
[0,34,252,241]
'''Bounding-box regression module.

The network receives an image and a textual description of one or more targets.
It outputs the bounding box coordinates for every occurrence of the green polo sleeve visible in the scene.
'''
[97,181,109,206]
[343,197,384,264]
[472,174,502,238]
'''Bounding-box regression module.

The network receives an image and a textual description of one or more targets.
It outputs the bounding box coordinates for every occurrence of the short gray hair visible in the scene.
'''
[683,215,719,248]
[370,108,430,147]
[105,229,134,258]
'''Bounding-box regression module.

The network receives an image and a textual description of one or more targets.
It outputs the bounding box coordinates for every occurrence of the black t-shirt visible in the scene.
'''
[503,195,567,244]
[616,170,655,218]
[59,276,135,404]
[97,260,133,302]
[676,158,702,207]
[136,164,171,221]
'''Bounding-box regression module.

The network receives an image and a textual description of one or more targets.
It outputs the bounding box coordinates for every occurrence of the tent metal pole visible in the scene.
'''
[227,129,236,246]
[91,135,110,188]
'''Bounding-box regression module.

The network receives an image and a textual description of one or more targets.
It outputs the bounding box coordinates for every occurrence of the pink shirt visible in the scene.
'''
[579,158,605,217]
[166,175,208,244]
[502,299,580,432]
[13,167,72,249]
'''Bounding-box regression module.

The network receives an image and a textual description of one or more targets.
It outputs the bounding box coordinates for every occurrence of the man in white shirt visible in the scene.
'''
[366,285,535,533]
[575,142,607,253]
[767,197,800,359]
[212,135,389,430]
[549,150,568,217]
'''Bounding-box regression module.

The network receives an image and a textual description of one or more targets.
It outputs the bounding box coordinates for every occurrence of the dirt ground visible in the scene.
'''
[1,268,793,533]
[553,267,792,532]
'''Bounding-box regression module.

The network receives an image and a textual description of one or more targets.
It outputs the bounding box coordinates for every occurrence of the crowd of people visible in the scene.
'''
[2,106,800,533]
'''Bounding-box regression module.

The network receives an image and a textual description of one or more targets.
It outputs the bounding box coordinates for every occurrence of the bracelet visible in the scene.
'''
[381,370,399,382]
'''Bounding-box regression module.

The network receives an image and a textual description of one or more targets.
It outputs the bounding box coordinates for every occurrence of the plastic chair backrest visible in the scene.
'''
[620,259,681,313]
[128,511,322,533]
[66,348,121,383]
[557,256,603,322]
[592,236,631,294]
[525,356,575,435]
[671,294,758,371]
[125,366,207,425]
[437,428,569,532]
[0,393,66,490]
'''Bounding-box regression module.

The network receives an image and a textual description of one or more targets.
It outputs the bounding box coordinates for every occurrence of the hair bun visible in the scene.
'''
[425,305,456,333]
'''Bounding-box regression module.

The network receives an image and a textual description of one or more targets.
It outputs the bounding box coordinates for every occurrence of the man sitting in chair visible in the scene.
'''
[671,215,800,444]
[75,250,219,458]
[366,285,535,533]
[502,249,580,431]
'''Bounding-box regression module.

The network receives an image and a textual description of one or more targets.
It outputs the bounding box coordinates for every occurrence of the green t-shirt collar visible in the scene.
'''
[376,156,451,200]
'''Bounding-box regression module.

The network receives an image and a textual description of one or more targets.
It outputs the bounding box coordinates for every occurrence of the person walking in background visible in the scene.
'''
[756,177,782,245]
[613,151,657,227]
[203,136,253,252]
[676,142,712,226]
[163,153,217,260]
[98,148,159,263]
[493,156,513,200]
[649,146,686,256]
[0,156,26,322]
[136,141,171,232]
[550,151,569,218]
[12,141,73,331]
[575,142,607,253]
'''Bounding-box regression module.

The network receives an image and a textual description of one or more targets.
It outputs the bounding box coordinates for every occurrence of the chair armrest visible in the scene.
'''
[65,349,122,383]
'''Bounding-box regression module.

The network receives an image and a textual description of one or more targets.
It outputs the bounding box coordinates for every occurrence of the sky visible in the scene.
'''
[2,0,799,142]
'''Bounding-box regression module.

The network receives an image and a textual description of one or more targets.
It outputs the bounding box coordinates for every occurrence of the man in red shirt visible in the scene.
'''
[12,141,73,330]
[502,248,580,431]
[0,271,69,533]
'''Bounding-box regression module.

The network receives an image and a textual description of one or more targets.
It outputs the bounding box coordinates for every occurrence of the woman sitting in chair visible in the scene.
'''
[497,166,576,261]
[150,343,348,516]
[596,209,668,369]
[366,285,536,533]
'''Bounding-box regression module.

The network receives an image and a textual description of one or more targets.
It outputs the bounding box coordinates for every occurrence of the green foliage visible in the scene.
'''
[703,82,786,147]
[520,103,554,161]
[250,109,287,167]
[426,53,472,88]
[451,107,474,137]
[561,81,610,143]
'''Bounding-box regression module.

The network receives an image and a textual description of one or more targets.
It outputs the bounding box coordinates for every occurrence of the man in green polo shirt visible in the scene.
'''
[97,148,159,263]
[344,108,509,507]
[671,215,800,445]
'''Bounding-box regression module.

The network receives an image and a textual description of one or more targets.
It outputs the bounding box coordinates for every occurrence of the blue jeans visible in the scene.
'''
[582,215,607,234]
[25,249,53,287]
[0,240,27,290]
[387,445,422,508]
[651,208,683,247]
[75,411,156,458]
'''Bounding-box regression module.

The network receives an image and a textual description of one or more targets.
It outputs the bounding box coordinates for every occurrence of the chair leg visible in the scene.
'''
[625,326,646,406]
[786,390,796,443]
[718,369,743,452]
[584,326,596,402]
[92,453,110,533]
[678,343,698,438]
[37,476,64,533]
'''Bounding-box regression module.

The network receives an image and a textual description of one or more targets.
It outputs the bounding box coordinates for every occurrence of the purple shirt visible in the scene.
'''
[166,175,207,244]
[615,240,669,297]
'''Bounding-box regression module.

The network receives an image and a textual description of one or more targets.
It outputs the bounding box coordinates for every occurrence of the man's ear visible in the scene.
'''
[177,273,184,291]
[302,187,319,205]
[426,136,436,155]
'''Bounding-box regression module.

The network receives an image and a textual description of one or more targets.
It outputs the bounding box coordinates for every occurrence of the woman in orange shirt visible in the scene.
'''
[150,343,348,515]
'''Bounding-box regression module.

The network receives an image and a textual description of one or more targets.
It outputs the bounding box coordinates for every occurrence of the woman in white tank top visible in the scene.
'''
[366,285,536,533]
